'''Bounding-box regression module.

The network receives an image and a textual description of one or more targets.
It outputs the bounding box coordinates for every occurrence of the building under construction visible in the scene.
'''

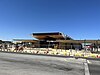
[13,32,100,52]
[13,32,82,49]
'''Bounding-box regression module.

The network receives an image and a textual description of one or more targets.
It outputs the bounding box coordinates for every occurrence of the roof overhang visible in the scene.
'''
[57,40,100,44]
[13,39,38,43]
[32,32,72,40]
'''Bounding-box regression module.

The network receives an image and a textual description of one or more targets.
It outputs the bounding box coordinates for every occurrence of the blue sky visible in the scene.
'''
[0,0,100,40]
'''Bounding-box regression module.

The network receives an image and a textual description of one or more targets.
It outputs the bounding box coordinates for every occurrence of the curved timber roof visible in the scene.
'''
[32,32,73,40]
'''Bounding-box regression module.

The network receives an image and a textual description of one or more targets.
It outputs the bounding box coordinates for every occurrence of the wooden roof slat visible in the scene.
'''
[57,40,100,44]
[13,39,38,43]
[33,35,65,40]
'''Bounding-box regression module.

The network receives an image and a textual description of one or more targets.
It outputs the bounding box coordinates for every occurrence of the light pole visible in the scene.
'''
[84,39,86,51]
[97,39,99,52]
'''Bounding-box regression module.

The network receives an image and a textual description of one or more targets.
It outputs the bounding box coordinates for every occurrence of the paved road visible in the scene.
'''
[0,52,85,75]
[88,59,100,75]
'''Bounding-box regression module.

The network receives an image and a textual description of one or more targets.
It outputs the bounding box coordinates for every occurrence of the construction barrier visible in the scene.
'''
[1,48,100,59]
[74,53,83,57]
[89,54,98,58]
